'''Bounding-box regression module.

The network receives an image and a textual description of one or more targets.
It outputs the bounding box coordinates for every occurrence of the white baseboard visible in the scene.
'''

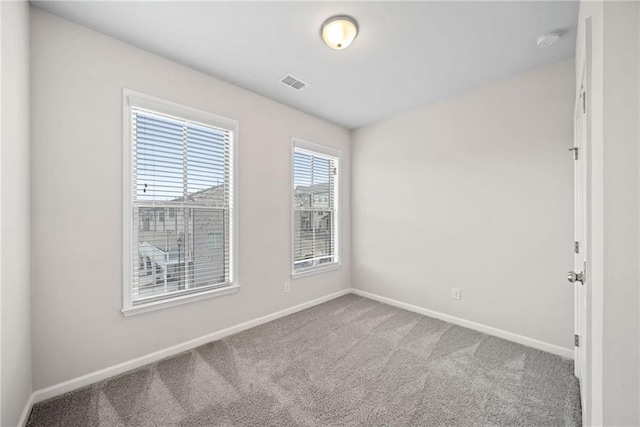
[16,393,35,427]
[350,288,574,359]
[18,288,350,426]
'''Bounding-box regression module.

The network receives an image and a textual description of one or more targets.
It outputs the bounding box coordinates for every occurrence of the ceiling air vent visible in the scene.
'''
[280,74,308,91]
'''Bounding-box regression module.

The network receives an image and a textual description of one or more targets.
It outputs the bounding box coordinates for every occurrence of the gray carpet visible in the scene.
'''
[27,294,582,426]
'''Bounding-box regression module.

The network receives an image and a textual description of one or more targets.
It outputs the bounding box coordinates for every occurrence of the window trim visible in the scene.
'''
[122,89,239,316]
[291,138,341,278]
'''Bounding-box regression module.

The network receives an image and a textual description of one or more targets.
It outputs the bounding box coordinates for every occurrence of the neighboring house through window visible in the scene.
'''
[292,139,340,275]
[123,90,238,315]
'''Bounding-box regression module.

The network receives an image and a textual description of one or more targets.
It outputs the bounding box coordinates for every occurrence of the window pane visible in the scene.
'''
[294,210,315,268]
[312,156,331,209]
[191,208,226,287]
[136,207,187,299]
[293,209,336,270]
[313,210,334,264]
[186,123,227,203]
[135,207,227,301]
[135,112,184,202]
[293,151,333,210]
[294,151,313,208]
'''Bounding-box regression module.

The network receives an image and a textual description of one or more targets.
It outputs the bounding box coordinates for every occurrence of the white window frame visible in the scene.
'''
[291,138,341,278]
[122,89,239,316]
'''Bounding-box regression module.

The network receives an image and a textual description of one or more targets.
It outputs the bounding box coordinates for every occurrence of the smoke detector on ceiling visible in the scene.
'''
[536,32,561,48]
[280,74,308,91]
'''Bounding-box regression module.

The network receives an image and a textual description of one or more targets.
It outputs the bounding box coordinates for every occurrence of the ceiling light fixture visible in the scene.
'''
[321,15,358,50]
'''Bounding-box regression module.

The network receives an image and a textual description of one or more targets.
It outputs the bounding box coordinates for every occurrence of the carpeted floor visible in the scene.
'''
[27,294,582,426]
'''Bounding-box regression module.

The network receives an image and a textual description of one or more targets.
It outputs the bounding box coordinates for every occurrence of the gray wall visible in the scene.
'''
[1,1,32,425]
[30,8,350,390]
[351,59,575,350]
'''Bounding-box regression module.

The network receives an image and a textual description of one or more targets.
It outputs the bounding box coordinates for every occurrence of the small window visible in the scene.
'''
[209,232,223,249]
[292,139,340,275]
[123,90,238,315]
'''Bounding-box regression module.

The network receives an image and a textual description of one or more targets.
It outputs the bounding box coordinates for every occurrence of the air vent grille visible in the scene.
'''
[280,74,308,91]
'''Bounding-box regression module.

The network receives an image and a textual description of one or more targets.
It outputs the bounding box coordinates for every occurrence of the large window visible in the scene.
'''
[123,90,237,314]
[292,139,340,275]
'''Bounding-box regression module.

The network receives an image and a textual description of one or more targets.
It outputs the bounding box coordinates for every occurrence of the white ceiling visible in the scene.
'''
[32,1,579,129]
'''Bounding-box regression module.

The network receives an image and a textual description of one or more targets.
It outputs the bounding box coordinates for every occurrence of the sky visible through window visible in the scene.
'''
[135,110,227,202]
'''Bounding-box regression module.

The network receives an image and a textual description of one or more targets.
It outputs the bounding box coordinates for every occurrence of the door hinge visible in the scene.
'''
[574,334,580,347]
[569,147,579,160]
[582,91,586,114]
[574,241,580,253]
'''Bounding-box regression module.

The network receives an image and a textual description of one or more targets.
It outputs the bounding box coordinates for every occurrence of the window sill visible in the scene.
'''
[291,264,342,280]
[122,283,241,317]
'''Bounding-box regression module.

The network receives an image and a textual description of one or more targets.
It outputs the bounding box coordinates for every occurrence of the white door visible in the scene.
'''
[571,67,588,409]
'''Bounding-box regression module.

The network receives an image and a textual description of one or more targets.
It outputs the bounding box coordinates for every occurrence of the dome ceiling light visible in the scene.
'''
[321,15,359,50]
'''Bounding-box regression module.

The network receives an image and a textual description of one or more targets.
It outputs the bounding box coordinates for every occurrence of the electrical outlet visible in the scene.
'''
[284,282,290,292]
[452,288,461,300]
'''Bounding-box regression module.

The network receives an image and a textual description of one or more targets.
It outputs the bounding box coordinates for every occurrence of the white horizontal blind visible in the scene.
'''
[131,106,233,305]
[293,144,339,273]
